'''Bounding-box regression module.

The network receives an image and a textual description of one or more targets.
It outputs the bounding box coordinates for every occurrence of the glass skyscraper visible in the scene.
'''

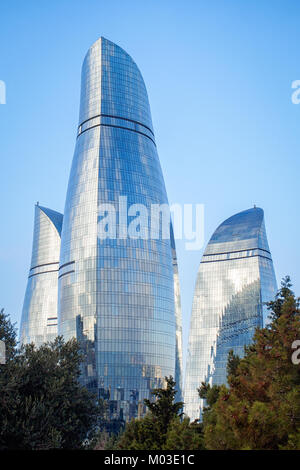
[20,204,63,347]
[57,37,182,421]
[184,207,277,421]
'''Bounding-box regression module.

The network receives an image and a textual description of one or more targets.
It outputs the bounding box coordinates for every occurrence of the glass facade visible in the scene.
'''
[171,225,183,401]
[184,207,277,421]
[58,37,182,421]
[20,204,63,347]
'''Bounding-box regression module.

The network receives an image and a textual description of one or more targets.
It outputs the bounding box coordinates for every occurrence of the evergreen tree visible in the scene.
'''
[198,382,222,409]
[144,376,183,435]
[110,376,187,450]
[114,413,164,450]
[0,308,17,360]
[163,417,204,450]
[0,311,104,449]
[199,277,300,450]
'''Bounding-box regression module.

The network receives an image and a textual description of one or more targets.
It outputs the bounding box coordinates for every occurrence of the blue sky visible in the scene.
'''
[0,0,299,368]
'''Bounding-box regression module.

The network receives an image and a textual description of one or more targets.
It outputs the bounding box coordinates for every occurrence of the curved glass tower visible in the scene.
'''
[184,207,277,421]
[58,37,182,421]
[20,204,63,347]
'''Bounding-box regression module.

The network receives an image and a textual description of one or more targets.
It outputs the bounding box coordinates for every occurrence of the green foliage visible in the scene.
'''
[115,414,164,450]
[226,350,240,378]
[0,311,104,449]
[90,430,118,450]
[198,382,221,408]
[0,308,17,360]
[105,376,197,450]
[200,277,300,450]
[163,417,204,450]
[2,275,298,451]
[144,376,183,435]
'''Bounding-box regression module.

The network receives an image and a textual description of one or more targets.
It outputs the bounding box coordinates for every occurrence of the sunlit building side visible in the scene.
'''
[20,204,63,346]
[184,207,277,421]
[58,37,182,422]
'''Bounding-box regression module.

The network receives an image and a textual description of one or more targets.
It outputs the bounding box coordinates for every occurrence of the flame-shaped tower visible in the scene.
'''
[184,207,277,421]
[58,37,182,421]
[20,204,63,346]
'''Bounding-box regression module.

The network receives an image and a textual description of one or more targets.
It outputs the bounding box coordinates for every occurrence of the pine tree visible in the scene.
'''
[112,376,186,450]
[163,417,204,450]
[200,277,300,450]
[144,376,183,435]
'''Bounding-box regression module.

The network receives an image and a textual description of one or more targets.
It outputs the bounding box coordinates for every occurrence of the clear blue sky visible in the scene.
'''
[0,0,299,368]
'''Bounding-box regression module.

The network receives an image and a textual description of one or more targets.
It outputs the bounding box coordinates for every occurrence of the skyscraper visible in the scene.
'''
[184,207,277,421]
[20,204,63,347]
[58,37,182,421]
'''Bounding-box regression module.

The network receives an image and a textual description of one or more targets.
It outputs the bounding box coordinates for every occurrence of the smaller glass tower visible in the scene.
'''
[20,204,63,347]
[184,207,277,421]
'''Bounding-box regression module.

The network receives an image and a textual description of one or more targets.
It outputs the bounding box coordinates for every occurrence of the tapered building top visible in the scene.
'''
[206,207,270,254]
[78,37,153,134]
[30,205,63,268]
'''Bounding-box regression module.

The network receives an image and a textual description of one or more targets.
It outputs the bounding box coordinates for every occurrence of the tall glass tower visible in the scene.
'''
[58,37,182,421]
[20,204,63,347]
[184,207,277,421]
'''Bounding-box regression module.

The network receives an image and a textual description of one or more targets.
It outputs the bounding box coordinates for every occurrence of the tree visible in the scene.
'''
[199,277,300,450]
[0,308,17,361]
[90,430,118,450]
[114,413,164,450]
[0,311,104,449]
[198,382,221,409]
[163,417,204,450]
[144,376,183,435]
[109,376,186,450]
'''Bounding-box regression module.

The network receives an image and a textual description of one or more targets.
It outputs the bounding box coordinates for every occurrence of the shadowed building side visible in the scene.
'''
[20,204,63,347]
[171,224,183,402]
[184,207,277,421]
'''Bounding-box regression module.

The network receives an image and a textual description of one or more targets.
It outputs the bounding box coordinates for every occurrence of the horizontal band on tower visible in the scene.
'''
[77,114,156,145]
[78,113,154,136]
